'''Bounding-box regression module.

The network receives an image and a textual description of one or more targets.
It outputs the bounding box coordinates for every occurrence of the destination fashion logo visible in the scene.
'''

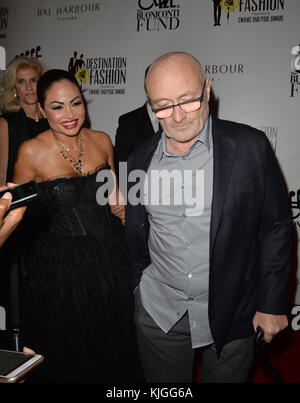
[137,0,181,32]
[36,2,101,22]
[290,44,300,98]
[0,6,8,39]
[211,0,285,27]
[67,52,127,95]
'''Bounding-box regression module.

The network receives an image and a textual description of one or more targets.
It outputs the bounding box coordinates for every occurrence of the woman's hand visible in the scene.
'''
[110,204,125,226]
[0,183,26,247]
[18,347,37,383]
[23,347,36,354]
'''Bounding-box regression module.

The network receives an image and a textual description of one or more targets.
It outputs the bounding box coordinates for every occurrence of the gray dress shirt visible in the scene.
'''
[139,116,214,348]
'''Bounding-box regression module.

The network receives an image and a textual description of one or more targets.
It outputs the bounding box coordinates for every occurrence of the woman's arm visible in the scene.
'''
[101,133,125,225]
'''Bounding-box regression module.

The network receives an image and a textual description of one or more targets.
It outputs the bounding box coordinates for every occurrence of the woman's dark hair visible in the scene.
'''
[37,69,81,108]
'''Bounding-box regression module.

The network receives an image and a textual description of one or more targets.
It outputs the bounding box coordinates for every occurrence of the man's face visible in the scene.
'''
[146,60,210,147]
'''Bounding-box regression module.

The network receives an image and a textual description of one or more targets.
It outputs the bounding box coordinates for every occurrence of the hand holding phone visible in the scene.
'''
[0,184,29,247]
[0,181,38,211]
[0,349,44,383]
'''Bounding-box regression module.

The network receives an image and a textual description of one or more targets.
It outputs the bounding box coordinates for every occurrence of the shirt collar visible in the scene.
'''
[158,115,211,160]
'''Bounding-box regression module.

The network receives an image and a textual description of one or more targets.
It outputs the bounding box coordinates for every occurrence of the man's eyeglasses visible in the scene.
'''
[151,79,207,119]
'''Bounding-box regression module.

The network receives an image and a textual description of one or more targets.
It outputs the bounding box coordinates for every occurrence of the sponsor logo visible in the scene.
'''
[0,6,9,39]
[289,189,300,236]
[290,44,300,98]
[212,0,285,27]
[137,0,181,32]
[67,51,127,95]
[256,125,278,152]
[37,2,101,22]
[15,45,42,59]
[204,63,245,82]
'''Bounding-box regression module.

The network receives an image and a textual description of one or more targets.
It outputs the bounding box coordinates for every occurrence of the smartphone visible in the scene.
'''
[0,181,38,210]
[0,349,44,383]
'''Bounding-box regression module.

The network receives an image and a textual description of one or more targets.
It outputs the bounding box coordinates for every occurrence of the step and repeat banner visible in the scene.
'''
[0,0,300,302]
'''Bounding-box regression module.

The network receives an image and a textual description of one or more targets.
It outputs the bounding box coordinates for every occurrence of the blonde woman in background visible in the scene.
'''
[0,57,49,185]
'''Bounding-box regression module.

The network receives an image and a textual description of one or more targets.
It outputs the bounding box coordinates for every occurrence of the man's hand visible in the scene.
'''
[252,311,288,343]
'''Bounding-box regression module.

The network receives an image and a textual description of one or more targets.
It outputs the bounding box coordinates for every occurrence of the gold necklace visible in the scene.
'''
[52,130,84,176]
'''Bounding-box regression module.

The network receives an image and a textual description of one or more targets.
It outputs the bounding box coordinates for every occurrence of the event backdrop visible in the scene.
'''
[0,0,299,304]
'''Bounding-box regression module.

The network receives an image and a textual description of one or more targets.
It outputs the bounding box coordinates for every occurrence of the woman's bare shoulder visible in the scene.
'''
[85,128,111,140]
[18,130,51,157]
[85,128,113,150]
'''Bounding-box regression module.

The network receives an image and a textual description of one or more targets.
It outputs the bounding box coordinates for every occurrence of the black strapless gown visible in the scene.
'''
[20,165,142,383]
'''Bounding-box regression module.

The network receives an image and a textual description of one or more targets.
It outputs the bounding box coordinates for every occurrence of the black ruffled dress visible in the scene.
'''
[20,164,142,383]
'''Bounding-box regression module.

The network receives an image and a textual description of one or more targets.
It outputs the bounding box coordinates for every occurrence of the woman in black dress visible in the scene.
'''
[13,69,142,382]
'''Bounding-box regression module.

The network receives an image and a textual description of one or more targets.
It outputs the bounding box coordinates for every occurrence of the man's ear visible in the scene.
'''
[205,78,211,103]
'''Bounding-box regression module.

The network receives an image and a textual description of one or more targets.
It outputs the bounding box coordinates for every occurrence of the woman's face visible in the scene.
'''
[40,79,85,137]
[14,67,40,106]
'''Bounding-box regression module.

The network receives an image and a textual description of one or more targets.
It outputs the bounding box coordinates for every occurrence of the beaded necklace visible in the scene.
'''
[52,130,84,176]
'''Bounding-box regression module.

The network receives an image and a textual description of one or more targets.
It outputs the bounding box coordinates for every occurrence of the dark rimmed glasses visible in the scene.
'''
[151,79,207,119]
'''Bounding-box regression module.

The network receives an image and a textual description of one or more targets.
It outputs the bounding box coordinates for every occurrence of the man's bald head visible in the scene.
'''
[145,52,205,96]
